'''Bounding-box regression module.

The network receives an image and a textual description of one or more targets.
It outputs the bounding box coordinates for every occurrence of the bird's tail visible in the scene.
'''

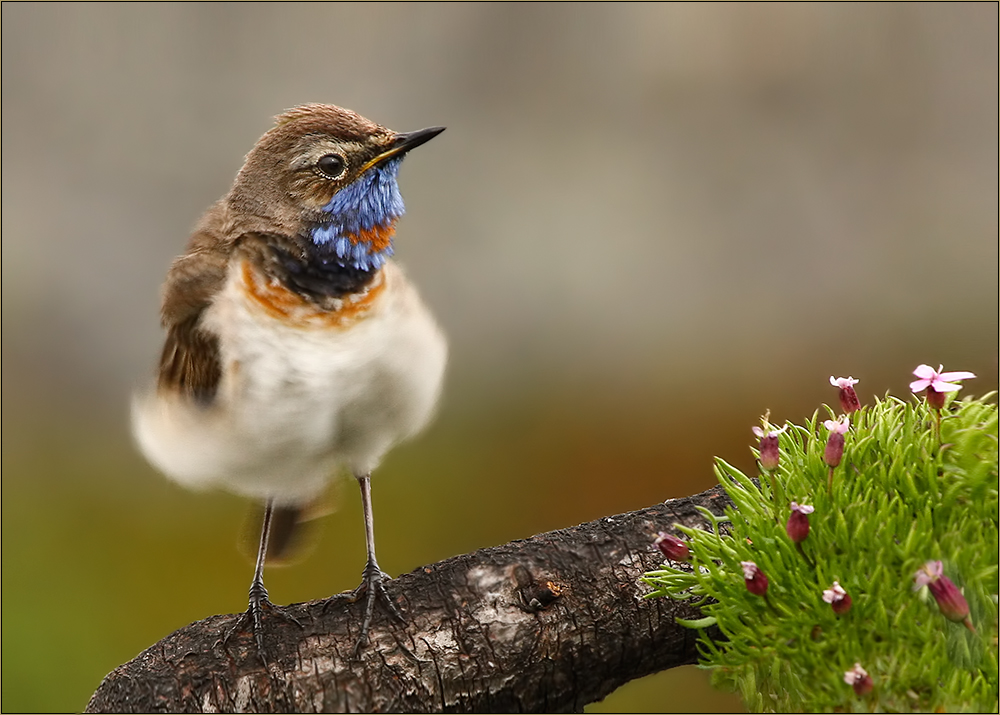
[239,495,335,566]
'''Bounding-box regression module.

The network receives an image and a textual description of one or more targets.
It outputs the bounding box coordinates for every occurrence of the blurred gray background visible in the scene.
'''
[2,4,997,712]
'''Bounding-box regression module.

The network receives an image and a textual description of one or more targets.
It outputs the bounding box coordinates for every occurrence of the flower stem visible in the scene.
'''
[795,541,815,568]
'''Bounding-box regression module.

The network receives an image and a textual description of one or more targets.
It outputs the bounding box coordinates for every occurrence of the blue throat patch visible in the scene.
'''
[309,157,405,272]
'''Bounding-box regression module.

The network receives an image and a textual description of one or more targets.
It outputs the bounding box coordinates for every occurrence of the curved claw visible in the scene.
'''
[351,562,404,655]
[221,582,302,664]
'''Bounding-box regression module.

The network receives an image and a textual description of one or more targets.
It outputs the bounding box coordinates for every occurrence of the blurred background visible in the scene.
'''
[2,3,997,712]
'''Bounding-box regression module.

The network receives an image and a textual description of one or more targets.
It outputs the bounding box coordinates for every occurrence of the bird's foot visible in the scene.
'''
[222,581,302,664]
[348,560,403,655]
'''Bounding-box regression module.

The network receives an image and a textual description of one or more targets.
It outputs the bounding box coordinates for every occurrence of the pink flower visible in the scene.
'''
[654,531,690,562]
[843,663,873,696]
[786,502,814,543]
[910,365,976,410]
[912,559,944,589]
[741,561,768,596]
[752,424,786,471]
[914,560,974,632]
[822,581,852,615]
[830,376,861,414]
[824,416,851,435]
[823,417,850,468]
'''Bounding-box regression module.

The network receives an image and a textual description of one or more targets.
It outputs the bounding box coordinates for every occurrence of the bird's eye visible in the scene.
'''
[316,154,347,179]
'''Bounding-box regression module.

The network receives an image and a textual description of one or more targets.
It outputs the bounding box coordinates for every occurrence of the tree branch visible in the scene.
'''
[86,484,733,713]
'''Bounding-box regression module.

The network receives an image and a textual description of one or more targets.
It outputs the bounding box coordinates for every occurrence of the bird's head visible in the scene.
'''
[228,104,444,271]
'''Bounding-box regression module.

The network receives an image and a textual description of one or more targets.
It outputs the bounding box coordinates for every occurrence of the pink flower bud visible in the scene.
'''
[830,376,861,414]
[925,387,946,410]
[741,561,768,596]
[822,581,852,615]
[786,502,814,543]
[654,531,690,562]
[823,417,849,468]
[844,663,873,696]
[914,560,974,631]
[752,425,786,471]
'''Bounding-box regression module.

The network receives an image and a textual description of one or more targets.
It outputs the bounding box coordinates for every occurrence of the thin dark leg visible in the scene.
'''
[351,473,402,653]
[247,498,274,653]
[221,499,302,661]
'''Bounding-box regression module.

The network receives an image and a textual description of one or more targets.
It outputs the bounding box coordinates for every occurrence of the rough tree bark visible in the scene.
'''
[86,484,734,713]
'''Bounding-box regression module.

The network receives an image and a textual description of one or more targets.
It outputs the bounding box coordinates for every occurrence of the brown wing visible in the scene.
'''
[158,315,222,403]
[157,227,231,404]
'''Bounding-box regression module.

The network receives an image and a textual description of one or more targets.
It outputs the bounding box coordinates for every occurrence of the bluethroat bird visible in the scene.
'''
[132,104,447,653]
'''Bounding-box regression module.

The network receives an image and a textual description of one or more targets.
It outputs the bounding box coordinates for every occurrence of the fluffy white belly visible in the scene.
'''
[132,261,447,505]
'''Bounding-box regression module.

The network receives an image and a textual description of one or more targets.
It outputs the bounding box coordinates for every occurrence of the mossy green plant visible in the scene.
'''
[643,388,999,713]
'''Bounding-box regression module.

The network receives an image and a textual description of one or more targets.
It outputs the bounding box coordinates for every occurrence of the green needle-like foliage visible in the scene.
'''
[643,391,999,713]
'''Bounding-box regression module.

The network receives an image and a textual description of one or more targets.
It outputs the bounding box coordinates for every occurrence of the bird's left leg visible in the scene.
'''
[223,498,301,660]
[245,498,275,652]
[350,472,403,653]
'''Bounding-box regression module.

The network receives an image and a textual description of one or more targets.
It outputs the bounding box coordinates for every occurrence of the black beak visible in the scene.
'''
[392,126,446,155]
[362,126,445,173]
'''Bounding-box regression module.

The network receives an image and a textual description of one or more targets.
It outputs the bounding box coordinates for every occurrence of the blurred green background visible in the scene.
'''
[2,4,997,712]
